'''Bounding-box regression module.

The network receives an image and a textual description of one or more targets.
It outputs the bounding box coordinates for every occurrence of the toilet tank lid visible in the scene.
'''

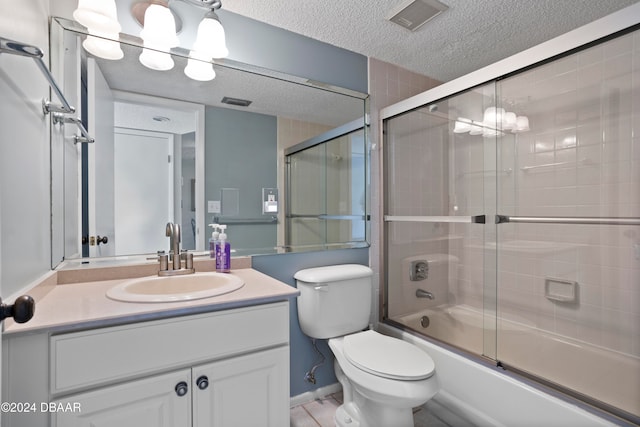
[294,264,372,283]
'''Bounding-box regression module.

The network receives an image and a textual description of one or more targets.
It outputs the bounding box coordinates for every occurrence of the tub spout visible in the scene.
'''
[416,289,434,300]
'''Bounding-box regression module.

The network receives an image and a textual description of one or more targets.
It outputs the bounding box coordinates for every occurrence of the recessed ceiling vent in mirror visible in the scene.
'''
[221,96,252,107]
[386,0,449,31]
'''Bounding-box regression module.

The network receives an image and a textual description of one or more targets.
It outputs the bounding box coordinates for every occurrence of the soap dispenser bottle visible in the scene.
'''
[215,225,231,273]
[208,224,219,259]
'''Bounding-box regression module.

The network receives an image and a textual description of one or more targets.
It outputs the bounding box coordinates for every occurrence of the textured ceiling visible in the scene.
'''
[221,0,640,82]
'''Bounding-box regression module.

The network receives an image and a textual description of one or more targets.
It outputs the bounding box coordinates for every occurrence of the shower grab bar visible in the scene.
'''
[0,36,94,144]
[496,215,640,226]
[0,36,74,114]
[212,216,278,225]
[384,215,486,224]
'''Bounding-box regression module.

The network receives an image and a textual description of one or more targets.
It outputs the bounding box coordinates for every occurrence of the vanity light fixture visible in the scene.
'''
[73,0,229,79]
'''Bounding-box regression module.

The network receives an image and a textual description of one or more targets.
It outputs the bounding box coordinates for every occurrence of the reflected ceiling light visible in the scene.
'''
[73,0,124,60]
[82,30,124,60]
[139,45,175,71]
[482,128,505,138]
[452,106,529,137]
[453,117,472,133]
[512,116,530,133]
[502,111,517,130]
[469,121,484,135]
[184,56,216,81]
[483,107,506,127]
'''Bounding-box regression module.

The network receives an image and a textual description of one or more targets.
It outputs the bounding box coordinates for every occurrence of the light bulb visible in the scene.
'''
[184,58,216,81]
[483,107,505,128]
[513,116,530,133]
[453,117,472,133]
[82,30,123,60]
[192,13,229,59]
[139,45,174,71]
[140,4,179,48]
[469,121,484,135]
[73,0,121,34]
[502,112,517,130]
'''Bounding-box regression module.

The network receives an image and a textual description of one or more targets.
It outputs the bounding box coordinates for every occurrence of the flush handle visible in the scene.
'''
[196,375,209,390]
[0,295,35,323]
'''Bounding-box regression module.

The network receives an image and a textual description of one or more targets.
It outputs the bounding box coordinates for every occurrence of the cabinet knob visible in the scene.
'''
[0,295,35,323]
[175,381,188,397]
[196,375,209,390]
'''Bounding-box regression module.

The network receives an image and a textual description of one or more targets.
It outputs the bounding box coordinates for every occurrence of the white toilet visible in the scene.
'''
[295,264,439,427]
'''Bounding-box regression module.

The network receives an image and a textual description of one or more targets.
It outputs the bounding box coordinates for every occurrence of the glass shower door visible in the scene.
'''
[383,82,500,359]
[495,30,640,419]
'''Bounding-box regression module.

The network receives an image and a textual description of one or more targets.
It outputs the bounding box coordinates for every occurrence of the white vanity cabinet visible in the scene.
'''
[51,369,193,426]
[3,301,291,427]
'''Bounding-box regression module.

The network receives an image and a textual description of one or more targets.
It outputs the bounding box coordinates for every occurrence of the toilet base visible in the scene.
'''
[334,400,415,427]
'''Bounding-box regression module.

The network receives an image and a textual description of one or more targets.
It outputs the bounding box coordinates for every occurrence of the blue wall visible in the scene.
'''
[204,106,278,252]
[218,10,368,94]
[252,247,369,397]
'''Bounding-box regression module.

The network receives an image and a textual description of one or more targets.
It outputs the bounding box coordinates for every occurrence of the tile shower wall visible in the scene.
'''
[369,58,441,318]
[496,30,640,357]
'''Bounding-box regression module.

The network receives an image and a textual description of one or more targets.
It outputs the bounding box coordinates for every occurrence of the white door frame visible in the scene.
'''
[111,91,206,252]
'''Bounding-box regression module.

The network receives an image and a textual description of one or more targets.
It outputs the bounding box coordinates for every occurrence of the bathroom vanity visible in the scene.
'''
[1,265,298,427]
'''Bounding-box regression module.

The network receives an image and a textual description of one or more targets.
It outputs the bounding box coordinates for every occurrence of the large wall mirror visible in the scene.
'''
[50,17,368,266]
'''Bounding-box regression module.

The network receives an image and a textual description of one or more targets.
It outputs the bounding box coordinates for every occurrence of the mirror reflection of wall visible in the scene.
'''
[285,122,367,251]
[205,106,277,255]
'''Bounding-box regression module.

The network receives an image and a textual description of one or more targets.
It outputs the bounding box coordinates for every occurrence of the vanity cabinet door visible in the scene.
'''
[51,369,192,427]
[192,346,289,427]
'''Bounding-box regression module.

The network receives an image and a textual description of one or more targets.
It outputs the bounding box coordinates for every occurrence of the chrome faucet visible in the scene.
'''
[166,222,181,270]
[416,289,434,300]
[159,222,194,276]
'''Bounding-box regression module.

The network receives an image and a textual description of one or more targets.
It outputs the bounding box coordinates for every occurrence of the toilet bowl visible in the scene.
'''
[294,265,439,427]
[330,330,438,427]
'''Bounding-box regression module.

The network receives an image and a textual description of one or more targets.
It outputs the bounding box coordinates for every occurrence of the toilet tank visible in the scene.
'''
[295,264,373,339]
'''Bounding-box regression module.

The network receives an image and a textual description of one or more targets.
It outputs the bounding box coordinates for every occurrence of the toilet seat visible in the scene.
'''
[343,330,435,380]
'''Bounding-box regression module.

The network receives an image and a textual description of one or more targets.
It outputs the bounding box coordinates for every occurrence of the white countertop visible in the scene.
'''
[4,268,299,336]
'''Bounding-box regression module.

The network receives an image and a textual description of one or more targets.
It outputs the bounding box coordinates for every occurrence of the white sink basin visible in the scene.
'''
[106,272,244,303]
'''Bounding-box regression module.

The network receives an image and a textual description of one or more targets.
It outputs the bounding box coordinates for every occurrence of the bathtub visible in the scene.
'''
[385,305,639,426]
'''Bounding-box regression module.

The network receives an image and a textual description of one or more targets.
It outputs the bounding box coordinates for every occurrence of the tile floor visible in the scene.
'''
[290,392,477,427]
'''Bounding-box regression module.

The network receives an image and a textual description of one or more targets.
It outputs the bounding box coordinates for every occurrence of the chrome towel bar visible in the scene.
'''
[384,215,486,224]
[496,215,640,226]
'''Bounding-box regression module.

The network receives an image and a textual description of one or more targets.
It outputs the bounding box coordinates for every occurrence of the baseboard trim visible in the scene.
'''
[290,383,342,408]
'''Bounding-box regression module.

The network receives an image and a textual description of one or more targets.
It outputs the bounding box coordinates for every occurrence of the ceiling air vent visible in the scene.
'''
[221,96,252,107]
[386,0,449,32]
